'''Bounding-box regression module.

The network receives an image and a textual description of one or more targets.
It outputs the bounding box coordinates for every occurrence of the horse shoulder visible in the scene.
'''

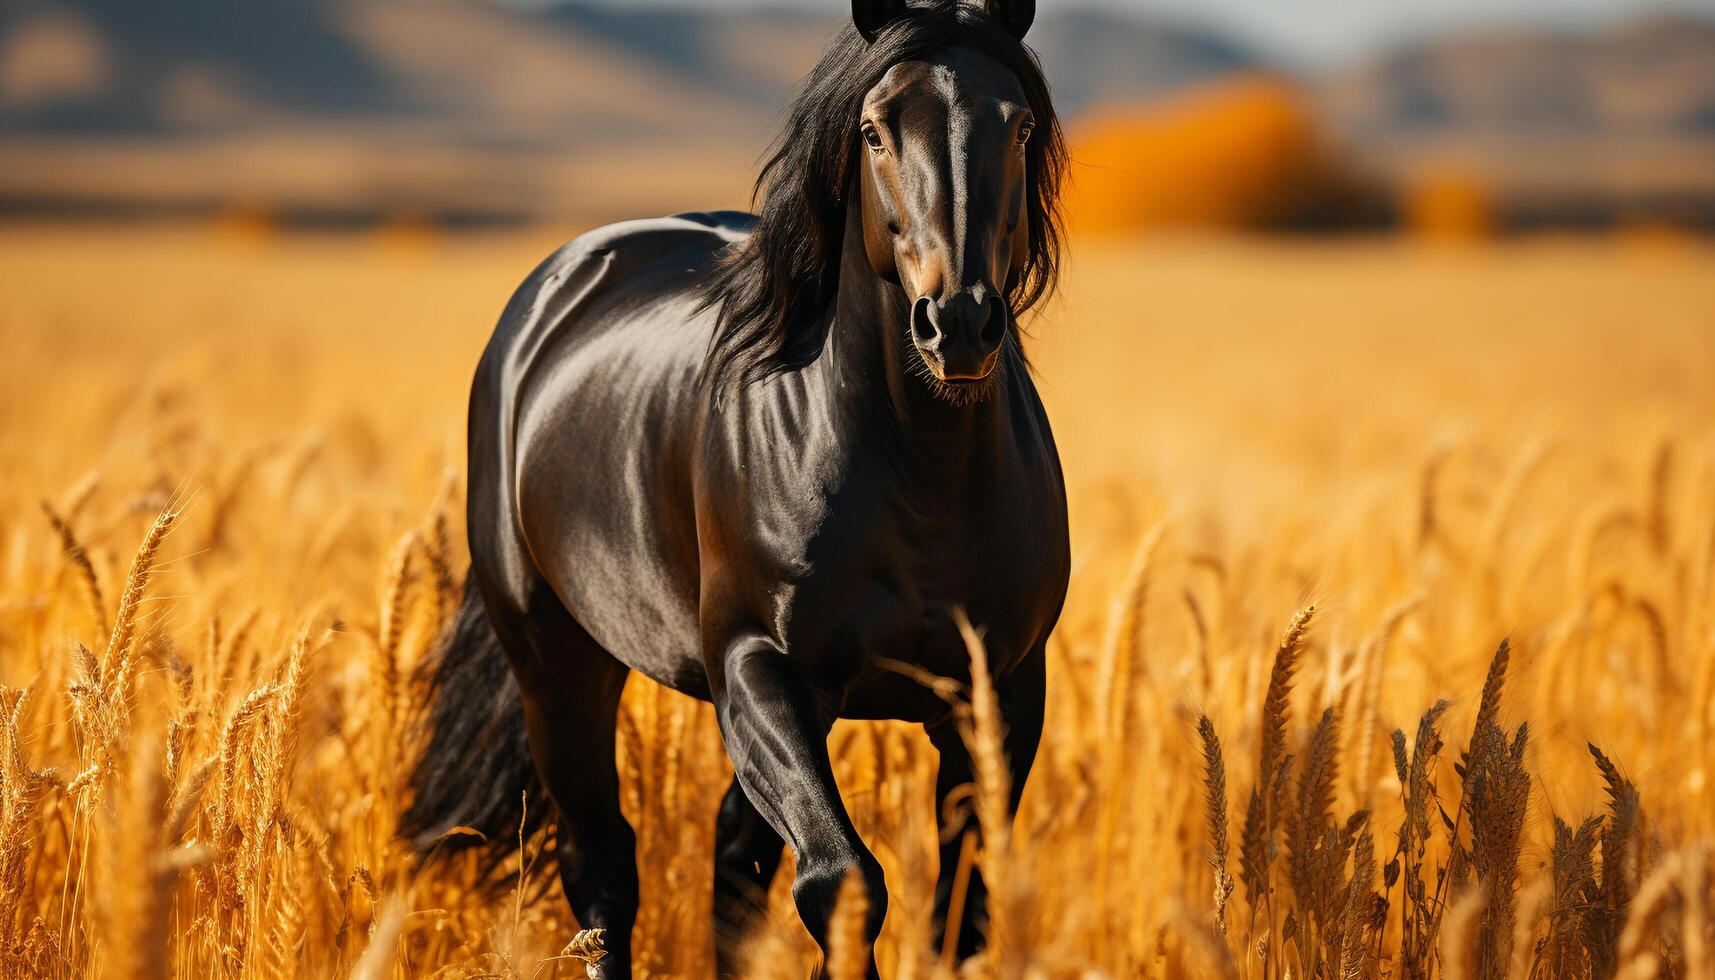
[480,213,760,698]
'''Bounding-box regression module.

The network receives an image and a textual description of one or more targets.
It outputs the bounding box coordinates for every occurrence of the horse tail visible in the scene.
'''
[401,577,549,886]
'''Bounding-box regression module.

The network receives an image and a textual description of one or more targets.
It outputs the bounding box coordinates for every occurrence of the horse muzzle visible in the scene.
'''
[910,290,1006,382]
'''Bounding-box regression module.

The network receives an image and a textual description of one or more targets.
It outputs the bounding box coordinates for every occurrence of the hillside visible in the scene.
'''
[1315,14,1715,222]
[0,1,1711,225]
[0,0,1258,136]
[0,0,1264,221]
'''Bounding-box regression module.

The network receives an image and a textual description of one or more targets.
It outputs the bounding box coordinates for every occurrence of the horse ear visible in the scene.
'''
[981,0,1035,39]
[852,0,910,43]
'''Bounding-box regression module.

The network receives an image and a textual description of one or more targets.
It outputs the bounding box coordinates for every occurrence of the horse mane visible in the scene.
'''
[699,0,1067,389]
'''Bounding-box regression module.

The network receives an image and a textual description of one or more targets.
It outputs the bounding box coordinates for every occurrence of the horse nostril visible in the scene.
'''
[979,298,1006,351]
[911,296,938,344]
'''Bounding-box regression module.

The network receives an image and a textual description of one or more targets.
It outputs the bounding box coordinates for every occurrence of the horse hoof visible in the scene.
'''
[564,928,609,979]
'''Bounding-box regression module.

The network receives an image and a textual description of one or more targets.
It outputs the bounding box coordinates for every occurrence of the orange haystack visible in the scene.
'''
[1064,75,1328,234]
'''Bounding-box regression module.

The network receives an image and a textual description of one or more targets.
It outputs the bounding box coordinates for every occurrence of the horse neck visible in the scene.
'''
[822,205,1013,467]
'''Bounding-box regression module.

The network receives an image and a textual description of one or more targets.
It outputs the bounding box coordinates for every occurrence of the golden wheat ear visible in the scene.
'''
[1196,715,1234,936]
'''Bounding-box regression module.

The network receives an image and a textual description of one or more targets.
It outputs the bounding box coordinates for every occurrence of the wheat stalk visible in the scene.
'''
[825,869,872,980]
[100,500,183,709]
[41,501,107,636]
[1096,521,1165,740]
[1240,603,1315,917]
[1197,715,1234,936]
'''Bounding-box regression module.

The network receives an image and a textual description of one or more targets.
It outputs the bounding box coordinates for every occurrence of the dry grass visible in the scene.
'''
[0,225,1713,977]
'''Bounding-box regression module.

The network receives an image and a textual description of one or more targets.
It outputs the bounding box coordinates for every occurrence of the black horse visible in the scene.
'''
[402,1,1069,975]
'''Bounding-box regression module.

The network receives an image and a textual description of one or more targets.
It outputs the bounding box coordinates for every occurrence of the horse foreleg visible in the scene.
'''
[714,638,885,977]
[926,644,1044,961]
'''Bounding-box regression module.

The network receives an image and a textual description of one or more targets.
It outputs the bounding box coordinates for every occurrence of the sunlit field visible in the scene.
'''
[1,224,1712,978]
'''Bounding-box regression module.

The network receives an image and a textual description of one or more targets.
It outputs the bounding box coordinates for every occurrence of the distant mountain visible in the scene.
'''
[0,0,1267,221]
[1028,8,1256,112]
[1313,13,1715,217]
[1319,14,1715,138]
[0,0,1261,140]
[0,1,1711,225]
[0,0,780,147]
[0,0,407,134]
[535,4,1261,115]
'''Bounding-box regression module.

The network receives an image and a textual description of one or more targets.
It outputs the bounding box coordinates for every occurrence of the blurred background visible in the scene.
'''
[2,7,1714,975]
[2,0,1713,236]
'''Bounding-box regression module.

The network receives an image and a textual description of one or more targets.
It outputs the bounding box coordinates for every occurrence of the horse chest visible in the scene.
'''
[718,377,1069,715]
[782,487,1058,707]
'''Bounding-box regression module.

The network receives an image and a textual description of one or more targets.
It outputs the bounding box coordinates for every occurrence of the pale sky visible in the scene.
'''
[567,0,1715,65]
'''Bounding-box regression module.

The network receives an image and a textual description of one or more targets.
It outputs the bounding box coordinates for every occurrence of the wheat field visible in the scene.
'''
[0,224,1712,978]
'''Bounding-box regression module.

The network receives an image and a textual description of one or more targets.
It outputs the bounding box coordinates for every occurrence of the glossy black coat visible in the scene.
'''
[431,5,1070,975]
[466,206,1068,974]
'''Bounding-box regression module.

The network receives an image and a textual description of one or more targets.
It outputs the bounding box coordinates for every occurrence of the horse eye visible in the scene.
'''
[862,126,885,152]
[1016,122,1035,146]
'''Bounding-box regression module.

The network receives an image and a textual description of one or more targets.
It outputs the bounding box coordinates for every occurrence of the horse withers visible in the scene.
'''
[401,1,1070,975]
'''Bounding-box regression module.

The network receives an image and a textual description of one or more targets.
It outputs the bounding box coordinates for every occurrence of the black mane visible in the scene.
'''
[700,0,1066,388]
